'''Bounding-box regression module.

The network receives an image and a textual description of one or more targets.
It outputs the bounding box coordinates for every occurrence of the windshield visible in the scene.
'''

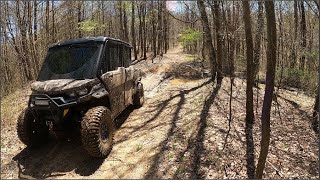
[37,43,102,81]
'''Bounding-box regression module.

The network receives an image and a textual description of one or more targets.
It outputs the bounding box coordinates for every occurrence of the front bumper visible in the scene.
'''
[28,94,77,124]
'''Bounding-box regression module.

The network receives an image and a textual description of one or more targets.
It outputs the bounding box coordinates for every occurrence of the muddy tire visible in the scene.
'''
[133,82,144,108]
[17,108,49,147]
[81,106,114,158]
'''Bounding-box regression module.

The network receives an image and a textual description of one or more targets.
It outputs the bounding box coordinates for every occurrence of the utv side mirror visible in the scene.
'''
[97,69,103,78]
[99,69,104,76]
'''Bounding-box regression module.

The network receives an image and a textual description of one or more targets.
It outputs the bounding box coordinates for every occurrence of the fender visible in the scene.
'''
[133,68,142,94]
[133,77,141,94]
[91,86,108,99]
[77,83,112,109]
[91,83,111,107]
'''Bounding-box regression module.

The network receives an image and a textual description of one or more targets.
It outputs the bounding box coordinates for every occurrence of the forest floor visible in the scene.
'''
[1,47,319,179]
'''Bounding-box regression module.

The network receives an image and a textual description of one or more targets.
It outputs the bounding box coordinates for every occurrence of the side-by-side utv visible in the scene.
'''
[17,37,144,158]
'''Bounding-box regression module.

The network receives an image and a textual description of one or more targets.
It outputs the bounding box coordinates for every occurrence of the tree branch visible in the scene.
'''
[305,0,319,18]
[313,0,320,11]
[166,10,200,24]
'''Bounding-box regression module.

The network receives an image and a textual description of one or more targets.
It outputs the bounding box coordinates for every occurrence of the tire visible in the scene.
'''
[81,106,114,158]
[17,108,49,147]
[133,82,144,108]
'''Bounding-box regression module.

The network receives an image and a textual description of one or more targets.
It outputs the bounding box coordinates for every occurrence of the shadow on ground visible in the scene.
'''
[144,80,220,179]
[12,106,135,179]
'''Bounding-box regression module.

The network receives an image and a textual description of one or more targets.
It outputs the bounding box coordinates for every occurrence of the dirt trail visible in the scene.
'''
[1,47,318,179]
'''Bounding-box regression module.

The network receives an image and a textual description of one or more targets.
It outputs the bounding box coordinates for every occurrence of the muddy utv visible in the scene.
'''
[17,37,144,158]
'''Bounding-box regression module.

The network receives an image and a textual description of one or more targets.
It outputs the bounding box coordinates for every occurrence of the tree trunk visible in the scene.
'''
[242,0,255,129]
[119,1,124,40]
[157,1,162,56]
[300,1,307,70]
[152,0,157,58]
[255,1,277,178]
[77,1,82,38]
[291,0,299,68]
[33,0,37,41]
[52,0,55,42]
[253,1,264,80]
[138,3,143,57]
[16,1,34,81]
[242,1,255,178]
[45,0,49,41]
[142,3,147,59]
[213,1,223,84]
[123,2,129,42]
[197,0,216,81]
[164,3,168,54]
[101,1,105,35]
[131,1,137,60]
[228,3,235,77]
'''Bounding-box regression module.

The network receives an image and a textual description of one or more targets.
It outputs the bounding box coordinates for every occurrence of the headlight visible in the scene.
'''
[77,88,89,96]
[68,92,77,97]
[67,88,89,97]
[34,100,49,106]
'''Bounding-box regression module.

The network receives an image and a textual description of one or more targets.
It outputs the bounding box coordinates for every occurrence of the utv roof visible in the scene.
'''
[49,36,132,48]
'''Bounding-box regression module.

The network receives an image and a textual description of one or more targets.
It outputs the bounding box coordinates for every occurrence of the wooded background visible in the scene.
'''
[0,1,318,97]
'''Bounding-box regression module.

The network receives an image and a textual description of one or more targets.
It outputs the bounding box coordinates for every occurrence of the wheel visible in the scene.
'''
[17,108,49,147]
[133,82,144,108]
[81,106,114,158]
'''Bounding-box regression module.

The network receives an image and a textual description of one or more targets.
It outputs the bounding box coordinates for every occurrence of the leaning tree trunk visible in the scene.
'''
[197,0,216,81]
[255,1,277,179]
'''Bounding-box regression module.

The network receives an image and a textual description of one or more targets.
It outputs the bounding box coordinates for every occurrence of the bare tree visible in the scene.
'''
[253,1,264,80]
[197,0,216,81]
[242,1,255,178]
[123,2,129,42]
[243,0,255,125]
[300,1,307,69]
[212,1,223,84]
[151,0,157,58]
[131,1,137,60]
[255,1,277,178]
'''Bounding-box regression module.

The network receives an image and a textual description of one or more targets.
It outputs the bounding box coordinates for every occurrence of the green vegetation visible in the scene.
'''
[178,28,202,47]
[78,20,99,32]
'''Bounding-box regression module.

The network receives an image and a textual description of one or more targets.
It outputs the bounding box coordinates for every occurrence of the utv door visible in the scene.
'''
[101,68,126,118]
[125,66,134,106]
[124,47,134,106]
[100,44,126,118]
